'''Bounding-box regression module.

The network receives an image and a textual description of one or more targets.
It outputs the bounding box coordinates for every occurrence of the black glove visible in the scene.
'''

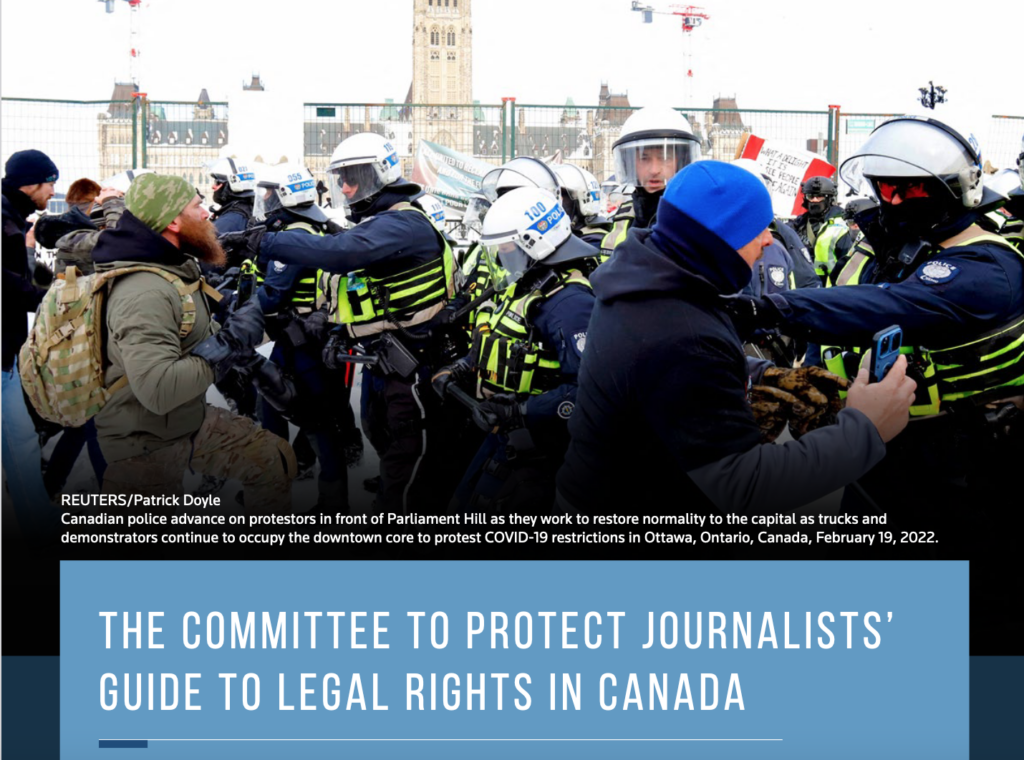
[303,308,331,344]
[218,227,266,267]
[322,328,348,371]
[472,393,526,433]
[248,356,297,413]
[431,357,473,399]
[721,294,782,341]
[191,298,265,381]
[207,266,240,292]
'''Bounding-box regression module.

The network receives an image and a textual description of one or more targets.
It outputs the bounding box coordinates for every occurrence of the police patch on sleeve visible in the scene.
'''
[768,265,786,288]
[917,260,959,285]
[574,332,587,353]
[273,261,288,273]
[557,401,575,419]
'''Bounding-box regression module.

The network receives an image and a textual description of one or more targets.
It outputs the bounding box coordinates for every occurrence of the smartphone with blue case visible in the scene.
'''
[870,325,903,382]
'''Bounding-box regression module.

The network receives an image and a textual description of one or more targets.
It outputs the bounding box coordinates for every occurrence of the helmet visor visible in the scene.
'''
[326,161,387,212]
[253,184,284,222]
[482,242,529,292]
[613,137,701,192]
[480,163,558,201]
[840,154,962,204]
[464,196,491,239]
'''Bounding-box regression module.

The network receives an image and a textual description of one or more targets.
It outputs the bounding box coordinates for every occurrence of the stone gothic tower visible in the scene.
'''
[411,0,473,106]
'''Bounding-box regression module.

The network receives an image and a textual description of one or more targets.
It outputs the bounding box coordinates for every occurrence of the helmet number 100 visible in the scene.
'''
[523,201,548,222]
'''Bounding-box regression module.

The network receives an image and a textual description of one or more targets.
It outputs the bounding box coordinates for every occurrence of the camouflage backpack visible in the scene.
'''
[19,265,211,427]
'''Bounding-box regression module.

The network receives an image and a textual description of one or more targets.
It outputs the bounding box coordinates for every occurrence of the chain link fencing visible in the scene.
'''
[3,96,1021,212]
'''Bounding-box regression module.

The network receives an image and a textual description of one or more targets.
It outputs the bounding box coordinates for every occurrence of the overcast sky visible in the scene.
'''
[2,1,1019,150]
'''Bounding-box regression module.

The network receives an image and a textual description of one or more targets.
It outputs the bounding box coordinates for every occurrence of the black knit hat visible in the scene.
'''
[4,149,59,187]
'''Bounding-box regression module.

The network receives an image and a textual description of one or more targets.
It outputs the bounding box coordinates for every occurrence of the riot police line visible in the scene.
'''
[8,107,1024,562]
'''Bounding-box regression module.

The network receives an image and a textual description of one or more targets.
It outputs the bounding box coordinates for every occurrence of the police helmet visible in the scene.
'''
[843,197,879,224]
[207,157,256,195]
[612,107,701,193]
[415,193,447,229]
[839,115,985,209]
[479,157,560,204]
[101,168,154,194]
[479,187,593,290]
[326,132,402,216]
[553,163,602,221]
[253,163,327,224]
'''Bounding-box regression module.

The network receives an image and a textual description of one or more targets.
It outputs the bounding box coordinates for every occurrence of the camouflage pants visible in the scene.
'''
[103,406,296,515]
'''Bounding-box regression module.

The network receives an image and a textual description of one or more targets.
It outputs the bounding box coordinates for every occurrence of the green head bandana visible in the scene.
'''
[125,174,196,232]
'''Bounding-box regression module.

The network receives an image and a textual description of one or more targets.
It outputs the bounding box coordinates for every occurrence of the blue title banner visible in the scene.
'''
[61,561,968,759]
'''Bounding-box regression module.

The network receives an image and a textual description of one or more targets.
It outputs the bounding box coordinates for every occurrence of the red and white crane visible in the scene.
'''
[97,0,145,93]
[631,2,711,106]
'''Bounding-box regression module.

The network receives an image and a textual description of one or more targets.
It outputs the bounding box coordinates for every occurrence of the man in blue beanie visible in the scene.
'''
[555,161,916,534]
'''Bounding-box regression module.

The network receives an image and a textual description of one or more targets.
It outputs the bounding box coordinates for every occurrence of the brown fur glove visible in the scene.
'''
[749,385,813,443]
[761,366,849,439]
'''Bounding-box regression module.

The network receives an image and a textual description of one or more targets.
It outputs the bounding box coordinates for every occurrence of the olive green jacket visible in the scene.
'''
[91,212,217,462]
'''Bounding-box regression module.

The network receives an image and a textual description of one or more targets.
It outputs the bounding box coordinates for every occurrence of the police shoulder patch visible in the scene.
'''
[917,260,959,285]
[768,265,786,287]
[557,401,575,420]
[574,332,587,353]
[273,261,288,273]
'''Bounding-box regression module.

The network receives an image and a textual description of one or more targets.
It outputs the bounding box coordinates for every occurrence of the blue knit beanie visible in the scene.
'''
[4,149,59,187]
[654,161,772,250]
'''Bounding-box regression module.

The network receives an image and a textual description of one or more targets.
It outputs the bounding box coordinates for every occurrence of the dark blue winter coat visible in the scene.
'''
[556,225,884,518]
[557,227,761,514]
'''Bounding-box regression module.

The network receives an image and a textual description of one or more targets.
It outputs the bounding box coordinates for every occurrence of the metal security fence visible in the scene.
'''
[986,116,1023,171]
[509,103,836,184]
[302,102,508,184]
[1,98,137,207]
[4,96,1020,204]
[141,100,229,196]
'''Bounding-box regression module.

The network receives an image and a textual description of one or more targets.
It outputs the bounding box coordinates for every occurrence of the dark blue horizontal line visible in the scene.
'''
[99,740,148,749]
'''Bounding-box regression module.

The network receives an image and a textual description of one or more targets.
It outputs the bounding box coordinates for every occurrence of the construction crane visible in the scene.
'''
[630,2,711,106]
[97,0,144,92]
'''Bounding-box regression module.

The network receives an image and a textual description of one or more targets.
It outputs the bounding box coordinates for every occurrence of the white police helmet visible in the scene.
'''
[253,163,327,223]
[553,163,602,219]
[415,193,446,229]
[326,132,402,213]
[839,115,985,208]
[612,107,701,192]
[207,157,256,194]
[480,187,593,289]
[479,157,560,203]
[101,168,154,194]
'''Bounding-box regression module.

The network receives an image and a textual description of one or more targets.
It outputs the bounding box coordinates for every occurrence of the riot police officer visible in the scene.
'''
[208,157,256,234]
[552,163,611,248]
[600,106,702,258]
[786,175,852,284]
[732,115,1024,556]
[432,187,596,516]
[251,162,354,513]
[221,132,459,517]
